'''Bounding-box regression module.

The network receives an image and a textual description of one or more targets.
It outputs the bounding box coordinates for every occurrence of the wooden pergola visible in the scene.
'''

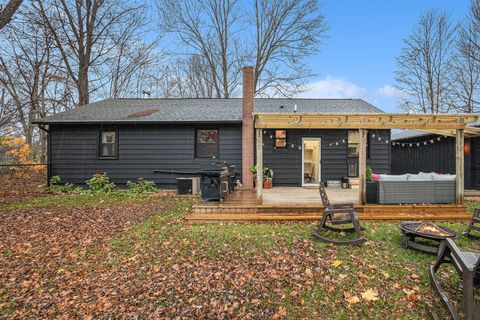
[254,113,480,205]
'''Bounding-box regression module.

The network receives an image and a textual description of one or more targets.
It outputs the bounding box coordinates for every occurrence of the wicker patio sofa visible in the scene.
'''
[376,173,456,204]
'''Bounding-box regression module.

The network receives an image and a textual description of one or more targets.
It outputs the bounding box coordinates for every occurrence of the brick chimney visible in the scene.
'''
[242,66,255,189]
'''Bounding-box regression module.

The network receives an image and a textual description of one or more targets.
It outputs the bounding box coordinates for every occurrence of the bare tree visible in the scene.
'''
[0,88,14,132]
[395,10,457,113]
[252,0,327,96]
[450,0,480,113]
[158,0,246,98]
[158,0,327,98]
[0,0,22,29]
[0,7,73,161]
[95,4,160,99]
[34,0,143,106]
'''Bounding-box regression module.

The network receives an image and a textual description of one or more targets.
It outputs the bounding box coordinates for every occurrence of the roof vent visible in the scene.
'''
[142,90,151,99]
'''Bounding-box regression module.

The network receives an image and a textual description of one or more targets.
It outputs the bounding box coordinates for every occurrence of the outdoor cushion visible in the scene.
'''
[432,174,456,181]
[378,174,408,181]
[407,173,432,181]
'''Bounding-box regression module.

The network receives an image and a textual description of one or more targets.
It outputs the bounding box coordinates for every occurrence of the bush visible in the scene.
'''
[85,173,116,193]
[127,178,157,194]
[48,176,79,194]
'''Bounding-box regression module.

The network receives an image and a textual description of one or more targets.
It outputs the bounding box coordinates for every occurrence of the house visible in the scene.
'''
[391,128,480,190]
[34,67,391,190]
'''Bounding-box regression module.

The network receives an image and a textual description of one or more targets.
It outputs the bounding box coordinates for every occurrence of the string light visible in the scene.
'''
[392,136,445,148]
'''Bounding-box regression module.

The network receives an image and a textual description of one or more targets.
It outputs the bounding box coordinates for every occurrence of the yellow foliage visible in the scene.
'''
[0,133,32,164]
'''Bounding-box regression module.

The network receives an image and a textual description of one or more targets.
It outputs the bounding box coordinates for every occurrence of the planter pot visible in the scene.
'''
[366,181,378,204]
[263,179,272,189]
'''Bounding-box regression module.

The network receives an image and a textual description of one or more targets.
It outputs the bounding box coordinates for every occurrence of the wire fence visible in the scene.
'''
[0,164,48,204]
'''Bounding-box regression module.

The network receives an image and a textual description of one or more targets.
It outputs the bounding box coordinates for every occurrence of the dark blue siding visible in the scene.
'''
[391,134,475,189]
[262,129,390,186]
[49,125,390,189]
[49,124,242,189]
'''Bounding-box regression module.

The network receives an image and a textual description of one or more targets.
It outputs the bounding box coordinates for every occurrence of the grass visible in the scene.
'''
[0,191,152,211]
[102,196,479,319]
[2,193,479,318]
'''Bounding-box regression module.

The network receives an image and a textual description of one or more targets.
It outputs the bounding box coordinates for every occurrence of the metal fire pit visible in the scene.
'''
[397,221,459,254]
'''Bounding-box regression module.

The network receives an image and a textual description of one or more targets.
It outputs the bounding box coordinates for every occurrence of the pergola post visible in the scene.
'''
[456,129,465,205]
[256,128,263,202]
[358,129,367,205]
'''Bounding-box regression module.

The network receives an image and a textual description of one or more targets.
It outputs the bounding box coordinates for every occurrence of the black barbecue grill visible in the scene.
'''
[154,161,238,202]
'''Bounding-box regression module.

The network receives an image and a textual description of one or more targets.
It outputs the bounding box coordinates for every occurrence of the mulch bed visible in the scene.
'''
[0,196,166,319]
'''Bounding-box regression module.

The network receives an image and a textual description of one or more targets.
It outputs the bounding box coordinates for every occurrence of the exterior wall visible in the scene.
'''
[49,123,242,189]
[391,135,474,189]
[262,129,390,186]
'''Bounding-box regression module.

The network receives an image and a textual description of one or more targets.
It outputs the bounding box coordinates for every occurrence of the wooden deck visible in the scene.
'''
[187,189,471,222]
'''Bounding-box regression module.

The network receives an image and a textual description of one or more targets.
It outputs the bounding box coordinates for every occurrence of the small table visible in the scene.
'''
[397,221,459,254]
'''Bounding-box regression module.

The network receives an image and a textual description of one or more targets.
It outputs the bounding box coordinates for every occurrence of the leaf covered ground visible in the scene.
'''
[0,193,479,319]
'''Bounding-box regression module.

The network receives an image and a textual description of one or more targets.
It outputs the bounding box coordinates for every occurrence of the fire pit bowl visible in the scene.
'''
[397,221,459,254]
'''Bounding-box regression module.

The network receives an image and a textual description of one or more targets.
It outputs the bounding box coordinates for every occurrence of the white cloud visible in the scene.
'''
[299,76,368,99]
[375,84,399,97]
[298,76,398,112]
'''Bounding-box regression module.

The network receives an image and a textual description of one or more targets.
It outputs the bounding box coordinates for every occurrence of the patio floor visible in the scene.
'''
[263,187,358,205]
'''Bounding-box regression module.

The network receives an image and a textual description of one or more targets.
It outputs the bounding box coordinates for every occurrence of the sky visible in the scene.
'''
[298,0,470,112]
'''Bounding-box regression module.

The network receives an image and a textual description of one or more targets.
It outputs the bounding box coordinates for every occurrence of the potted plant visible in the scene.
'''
[365,166,377,204]
[263,167,273,189]
[250,165,274,189]
[250,165,258,188]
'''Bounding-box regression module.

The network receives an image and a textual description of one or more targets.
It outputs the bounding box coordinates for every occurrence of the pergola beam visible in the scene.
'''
[358,129,367,204]
[254,113,478,130]
[256,128,263,202]
[456,129,465,205]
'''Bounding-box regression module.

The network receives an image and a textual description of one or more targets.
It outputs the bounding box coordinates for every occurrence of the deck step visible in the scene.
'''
[192,204,468,215]
[186,212,472,223]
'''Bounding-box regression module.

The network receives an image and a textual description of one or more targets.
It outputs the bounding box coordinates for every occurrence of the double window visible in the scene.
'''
[100,130,117,158]
[196,129,219,158]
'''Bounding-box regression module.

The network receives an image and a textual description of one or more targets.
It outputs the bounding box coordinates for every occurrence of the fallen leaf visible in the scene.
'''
[331,259,342,268]
[344,292,360,305]
[361,289,379,302]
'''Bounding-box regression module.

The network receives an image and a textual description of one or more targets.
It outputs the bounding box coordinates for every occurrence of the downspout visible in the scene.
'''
[38,124,51,187]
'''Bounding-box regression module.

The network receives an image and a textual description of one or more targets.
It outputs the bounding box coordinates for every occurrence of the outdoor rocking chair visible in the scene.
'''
[463,208,480,240]
[429,238,480,320]
[312,183,366,246]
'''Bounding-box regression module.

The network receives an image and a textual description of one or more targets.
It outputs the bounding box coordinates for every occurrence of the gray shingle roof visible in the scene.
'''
[36,98,384,124]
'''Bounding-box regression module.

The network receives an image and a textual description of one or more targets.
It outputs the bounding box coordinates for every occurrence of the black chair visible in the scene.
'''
[429,238,480,320]
[464,208,480,240]
[312,183,366,246]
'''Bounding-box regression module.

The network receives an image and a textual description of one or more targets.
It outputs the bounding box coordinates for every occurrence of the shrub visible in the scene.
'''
[85,173,116,193]
[127,178,157,194]
[48,176,79,193]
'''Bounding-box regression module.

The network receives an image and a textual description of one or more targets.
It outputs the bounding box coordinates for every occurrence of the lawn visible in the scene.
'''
[0,192,478,319]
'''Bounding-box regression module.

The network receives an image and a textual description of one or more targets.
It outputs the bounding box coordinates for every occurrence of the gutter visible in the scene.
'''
[37,124,51,187]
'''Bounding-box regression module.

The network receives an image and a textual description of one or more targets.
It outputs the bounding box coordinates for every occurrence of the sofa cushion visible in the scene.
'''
[378,174,408,181]
[407,173,432,181]
[432,174,456,181]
